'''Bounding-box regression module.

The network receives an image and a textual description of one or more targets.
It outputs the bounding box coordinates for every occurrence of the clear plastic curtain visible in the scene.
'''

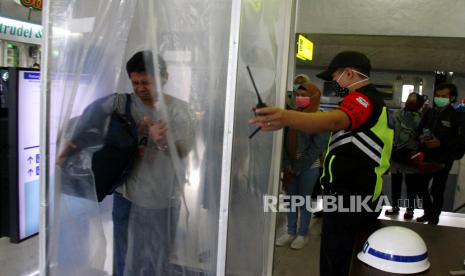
[46,0,232,275]
[226,1,290,275]
[46,1,137,275]
[44,0,291,275]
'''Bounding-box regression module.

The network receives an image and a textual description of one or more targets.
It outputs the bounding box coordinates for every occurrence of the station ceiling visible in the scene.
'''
[296,34,465,74]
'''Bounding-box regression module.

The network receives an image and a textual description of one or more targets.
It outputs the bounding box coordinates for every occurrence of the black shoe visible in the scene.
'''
[385,206,400,215]
[403,209,414,220]
[428,217,439,225]
[416,214,428,223]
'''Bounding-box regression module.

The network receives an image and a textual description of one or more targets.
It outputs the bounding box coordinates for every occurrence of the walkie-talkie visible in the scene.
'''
[247,65,267,139]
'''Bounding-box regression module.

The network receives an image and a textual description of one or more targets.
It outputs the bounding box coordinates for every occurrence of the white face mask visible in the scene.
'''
[342,69,370,89]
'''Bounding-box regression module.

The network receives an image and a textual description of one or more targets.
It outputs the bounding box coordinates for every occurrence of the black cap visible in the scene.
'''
[316,51,371,81]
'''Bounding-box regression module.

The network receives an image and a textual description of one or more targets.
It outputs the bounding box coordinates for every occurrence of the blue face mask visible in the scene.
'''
[434,97,450,108]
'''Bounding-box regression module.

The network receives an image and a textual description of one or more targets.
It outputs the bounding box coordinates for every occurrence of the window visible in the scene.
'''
[401,84,414,103]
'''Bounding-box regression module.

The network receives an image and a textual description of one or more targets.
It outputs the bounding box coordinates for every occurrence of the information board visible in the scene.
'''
[17,70,40,240]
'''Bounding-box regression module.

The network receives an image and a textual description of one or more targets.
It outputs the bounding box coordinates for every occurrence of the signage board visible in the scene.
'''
[19,0,43,10]
[0,16,42,44]
[296,34,314,61]
[16,69,40,240]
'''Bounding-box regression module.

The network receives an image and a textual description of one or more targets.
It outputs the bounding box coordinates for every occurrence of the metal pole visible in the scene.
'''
[264,0,296,274]
[215,0,242,274]
[39,0,51,274]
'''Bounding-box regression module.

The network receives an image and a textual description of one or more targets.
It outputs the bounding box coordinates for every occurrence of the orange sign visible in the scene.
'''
[19,0,42,10]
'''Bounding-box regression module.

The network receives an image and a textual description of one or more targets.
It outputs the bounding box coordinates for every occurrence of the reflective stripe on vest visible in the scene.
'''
[370,106,394,201]
[328,136,381,164]
[320,132,333,190]
[322,107,393,201]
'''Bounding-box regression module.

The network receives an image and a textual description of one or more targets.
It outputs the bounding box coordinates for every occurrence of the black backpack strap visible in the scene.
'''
[124,93,132,116]
[122,94,137,139]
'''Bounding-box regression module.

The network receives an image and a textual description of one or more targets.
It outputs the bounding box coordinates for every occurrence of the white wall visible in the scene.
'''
[456,157,465,212]
[453,75,465,101]
[453,75,465,212]
[297,0,465,38]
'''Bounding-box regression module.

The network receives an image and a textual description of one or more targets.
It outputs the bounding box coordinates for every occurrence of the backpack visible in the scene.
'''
[60,94,138,201]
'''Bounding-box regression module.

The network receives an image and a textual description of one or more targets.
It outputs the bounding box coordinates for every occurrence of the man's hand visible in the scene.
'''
[56,142,78,167]
[422,135,441,148]
[248,106,288,131]
[143,116,168,146]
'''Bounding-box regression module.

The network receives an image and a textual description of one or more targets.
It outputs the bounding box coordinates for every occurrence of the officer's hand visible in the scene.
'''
[423,136,441,148]
[248,106,287,131]
[144,116,168,145]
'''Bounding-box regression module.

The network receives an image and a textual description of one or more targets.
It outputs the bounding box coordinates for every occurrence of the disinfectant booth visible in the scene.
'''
[39,0,295,275]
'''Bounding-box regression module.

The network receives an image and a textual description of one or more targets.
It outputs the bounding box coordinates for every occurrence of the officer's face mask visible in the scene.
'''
[326,69,369,97]
[434,97,450,108]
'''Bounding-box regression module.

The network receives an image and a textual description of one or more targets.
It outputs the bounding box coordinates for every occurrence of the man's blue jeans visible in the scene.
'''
[123,202,180,276]
[112,192,132,276]
[286,167,319,236]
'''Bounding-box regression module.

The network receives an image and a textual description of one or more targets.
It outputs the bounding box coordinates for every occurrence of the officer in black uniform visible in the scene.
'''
[249,51,393,276]
[416,83,465,225]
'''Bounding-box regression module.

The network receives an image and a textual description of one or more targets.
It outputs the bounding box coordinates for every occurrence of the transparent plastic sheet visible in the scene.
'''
[47,0,233,275]
[47,1,137,275]
[225,1,290,275]
[119,0,233,275]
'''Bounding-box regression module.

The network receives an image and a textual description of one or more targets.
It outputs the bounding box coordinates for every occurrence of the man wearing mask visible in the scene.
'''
[386,92,442,219]
[416,83,465,225]
[250,51,393,276]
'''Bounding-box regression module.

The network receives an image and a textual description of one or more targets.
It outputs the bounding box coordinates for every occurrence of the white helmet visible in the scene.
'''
[357,226,430,274]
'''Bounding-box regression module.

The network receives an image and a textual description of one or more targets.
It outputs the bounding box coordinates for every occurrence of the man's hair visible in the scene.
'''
[435,83,458,102]
[408,92,426,110]
[126,50,167,78]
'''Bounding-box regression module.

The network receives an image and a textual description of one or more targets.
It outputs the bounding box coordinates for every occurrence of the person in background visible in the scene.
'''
[289,74,326,217]
[453,97,465,112]
[293,74,311,91]
[276,82,328,249]
[385,92,428,219]
[416,83,465,225]
[250,51,393,276]
[32,63,40,69]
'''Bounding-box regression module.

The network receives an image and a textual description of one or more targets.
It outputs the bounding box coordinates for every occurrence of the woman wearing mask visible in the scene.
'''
[276,82,329,249]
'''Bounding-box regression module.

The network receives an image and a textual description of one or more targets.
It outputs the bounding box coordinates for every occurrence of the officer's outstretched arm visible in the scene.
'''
[250,106,350,134]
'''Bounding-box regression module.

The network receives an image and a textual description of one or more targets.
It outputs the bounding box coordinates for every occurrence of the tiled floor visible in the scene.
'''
[1,207,464,276]
[273,213,322,276]
[0,235,38,276]
[272,206,465,276]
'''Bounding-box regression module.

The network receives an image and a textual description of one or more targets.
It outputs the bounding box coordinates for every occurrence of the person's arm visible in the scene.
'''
[437,111,465,158]
[56,94,117,165]
[250,91,374,134]
[56,141,78,166]
[249,107,349,133]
